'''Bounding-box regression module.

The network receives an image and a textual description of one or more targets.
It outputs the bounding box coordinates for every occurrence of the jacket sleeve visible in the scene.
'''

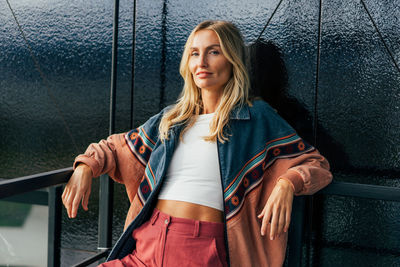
[72,110,164,202]
[73,133,146,202]
[274,149,333,195]
[256,100,332,195]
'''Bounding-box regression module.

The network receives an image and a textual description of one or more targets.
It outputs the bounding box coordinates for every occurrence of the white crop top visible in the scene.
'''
[158,113,224,211]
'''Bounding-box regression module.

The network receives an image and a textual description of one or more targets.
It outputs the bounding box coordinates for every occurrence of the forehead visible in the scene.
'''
[191,29,220,48]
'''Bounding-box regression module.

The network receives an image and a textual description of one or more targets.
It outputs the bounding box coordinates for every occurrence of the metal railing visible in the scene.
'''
[0,168,112,267]
[0,168,72,267]
[1,169,400,266]
[287,180,400,267]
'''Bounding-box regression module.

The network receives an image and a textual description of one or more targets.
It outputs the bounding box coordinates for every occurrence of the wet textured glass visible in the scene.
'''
[318,0,400,173]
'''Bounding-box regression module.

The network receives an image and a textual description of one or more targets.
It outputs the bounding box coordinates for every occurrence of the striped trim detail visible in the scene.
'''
[224,148,266,198]
[144,164,156,190]
[137,163,156,205]
[224,134,314,220]
[125,127,155,165]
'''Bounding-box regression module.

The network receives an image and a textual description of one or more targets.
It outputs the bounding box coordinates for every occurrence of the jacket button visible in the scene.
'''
[164,219,169,224]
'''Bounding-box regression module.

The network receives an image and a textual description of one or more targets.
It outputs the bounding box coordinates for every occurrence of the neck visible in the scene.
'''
[201,88,223,114]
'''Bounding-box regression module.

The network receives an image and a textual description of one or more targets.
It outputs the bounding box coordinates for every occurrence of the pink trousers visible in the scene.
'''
[99,209,228,267]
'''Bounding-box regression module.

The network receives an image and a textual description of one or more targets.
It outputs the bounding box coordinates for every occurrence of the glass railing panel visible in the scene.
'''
[313,194,400,266]
[0,198,48,266]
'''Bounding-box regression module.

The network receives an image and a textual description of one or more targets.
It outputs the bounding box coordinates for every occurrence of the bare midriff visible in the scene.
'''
[155,199,224,223]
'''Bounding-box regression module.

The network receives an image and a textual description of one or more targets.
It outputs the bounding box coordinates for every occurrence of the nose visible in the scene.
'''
[199,53,208,67]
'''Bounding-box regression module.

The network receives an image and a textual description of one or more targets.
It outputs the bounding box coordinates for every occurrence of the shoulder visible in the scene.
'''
[249,99,277,116]
[140,105,172,132]
[248,99,296,137]
[127,105,173,143]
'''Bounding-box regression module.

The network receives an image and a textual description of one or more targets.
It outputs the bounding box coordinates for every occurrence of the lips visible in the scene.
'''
[196,71,212,78]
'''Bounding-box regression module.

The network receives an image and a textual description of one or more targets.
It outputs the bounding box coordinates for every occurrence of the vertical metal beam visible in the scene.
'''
[98,0,119,251]
[109,0,119,135]
[98,174,114,250]
[130,0,137,129]
[159,0,168,110]
[308,0,324,266]
[288,197,305,267]
[313,0,323,147]
[48,186,62,267]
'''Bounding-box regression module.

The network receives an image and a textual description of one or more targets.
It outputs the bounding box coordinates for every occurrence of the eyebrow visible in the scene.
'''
[190,44,221,50]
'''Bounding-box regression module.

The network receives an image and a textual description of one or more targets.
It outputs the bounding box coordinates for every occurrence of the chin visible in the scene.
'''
[195,81,218,90]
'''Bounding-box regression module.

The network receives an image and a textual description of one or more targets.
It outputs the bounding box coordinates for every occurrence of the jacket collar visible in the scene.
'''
[229,104,250,120]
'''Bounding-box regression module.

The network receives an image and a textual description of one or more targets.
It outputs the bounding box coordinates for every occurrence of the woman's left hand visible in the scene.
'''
[258,178,294,240]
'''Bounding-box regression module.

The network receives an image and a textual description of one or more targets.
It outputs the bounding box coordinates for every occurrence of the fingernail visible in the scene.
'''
[270,236,273,240]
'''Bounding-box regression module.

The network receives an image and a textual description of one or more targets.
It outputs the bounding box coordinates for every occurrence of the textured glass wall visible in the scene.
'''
[0,0,163,263]
[314,0,400,265]
[1,0,399,265]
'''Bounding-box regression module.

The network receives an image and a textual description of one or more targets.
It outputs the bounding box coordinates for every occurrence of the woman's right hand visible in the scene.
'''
[62,164,93,218]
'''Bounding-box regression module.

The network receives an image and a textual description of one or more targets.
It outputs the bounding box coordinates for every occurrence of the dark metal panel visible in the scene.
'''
[48,186,63,267]
[72,250,109,267]
[317,194,400,266]
[319,181,400,202]
[0,167,72,199]
[98,0,119,251]
[288,197,306,267]
[1,190,48,206]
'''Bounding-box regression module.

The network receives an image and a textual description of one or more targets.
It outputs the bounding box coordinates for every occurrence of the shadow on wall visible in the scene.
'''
[246,39,348,173]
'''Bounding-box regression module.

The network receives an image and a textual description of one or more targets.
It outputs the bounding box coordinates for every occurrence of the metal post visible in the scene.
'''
[288,196,306,267]
[308,0,324,264]
[130,0,137,129]
[159,0,168,110]
[48,186,62,267]
[98,0,119,251]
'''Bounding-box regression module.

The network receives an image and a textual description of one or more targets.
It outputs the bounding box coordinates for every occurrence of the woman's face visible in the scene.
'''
[188,29,233,93]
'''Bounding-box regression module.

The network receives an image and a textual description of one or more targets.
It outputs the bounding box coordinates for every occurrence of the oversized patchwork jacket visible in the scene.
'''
[74,100,333,267]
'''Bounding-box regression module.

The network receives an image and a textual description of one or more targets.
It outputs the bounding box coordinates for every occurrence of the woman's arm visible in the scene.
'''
[73,133,129,182]
[258,150,332,240]
[275,150,333,196]
[62,133,146,218]
[62,163,93,218]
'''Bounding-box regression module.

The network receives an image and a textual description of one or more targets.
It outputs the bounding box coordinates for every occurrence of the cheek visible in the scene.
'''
[188,60,196,75]
[222,62,233,80]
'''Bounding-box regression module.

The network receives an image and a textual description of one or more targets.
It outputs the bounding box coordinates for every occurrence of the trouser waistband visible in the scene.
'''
[150,208,224,238]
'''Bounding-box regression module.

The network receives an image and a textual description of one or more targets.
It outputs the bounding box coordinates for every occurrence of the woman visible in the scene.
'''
[62,20,332,267]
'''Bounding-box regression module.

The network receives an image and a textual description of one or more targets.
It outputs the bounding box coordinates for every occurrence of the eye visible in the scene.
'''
[190,51,199,56]
[210,50,220,55]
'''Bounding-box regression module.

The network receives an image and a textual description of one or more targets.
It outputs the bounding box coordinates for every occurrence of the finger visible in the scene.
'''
[61,187,66,201]
[64,189,74,218]
[71,192,82,218]
[258,201,268,218]
[66,187,79,218]
[82,188,91,211]
[284,206,292,233]
[270,206,280,240]
[261,204,272,236]
[61,188,68,206]
[277,208,286,237]
[260,215,268,237]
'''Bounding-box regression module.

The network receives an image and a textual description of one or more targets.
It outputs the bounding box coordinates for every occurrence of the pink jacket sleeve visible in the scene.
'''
[73,133,146,202]
[274,150,333,195]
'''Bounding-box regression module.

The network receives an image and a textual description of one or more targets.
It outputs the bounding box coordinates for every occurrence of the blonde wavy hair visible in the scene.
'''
[159,20,251,143]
